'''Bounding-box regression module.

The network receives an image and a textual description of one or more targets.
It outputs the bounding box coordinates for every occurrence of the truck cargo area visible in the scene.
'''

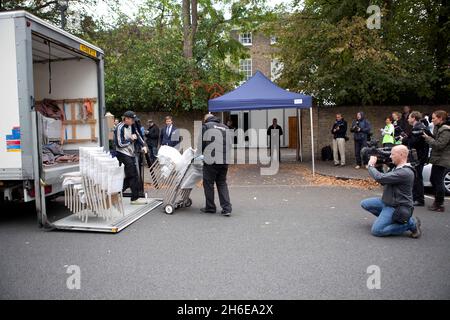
[32,32,99,185]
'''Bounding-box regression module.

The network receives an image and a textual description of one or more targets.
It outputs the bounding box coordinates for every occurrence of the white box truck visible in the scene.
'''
[0,11,161,232]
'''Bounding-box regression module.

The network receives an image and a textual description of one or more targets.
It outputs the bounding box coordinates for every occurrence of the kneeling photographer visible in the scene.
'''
[401,111,430,207]
[360,145,422,238]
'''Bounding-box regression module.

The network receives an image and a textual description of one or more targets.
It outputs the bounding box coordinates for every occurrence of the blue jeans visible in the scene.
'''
[360,197,416,237]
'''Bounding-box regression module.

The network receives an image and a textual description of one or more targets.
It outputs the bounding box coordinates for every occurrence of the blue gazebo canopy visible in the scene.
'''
[208,71,312,112]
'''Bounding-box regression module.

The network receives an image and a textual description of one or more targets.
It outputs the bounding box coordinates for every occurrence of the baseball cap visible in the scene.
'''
[123,111,136,119]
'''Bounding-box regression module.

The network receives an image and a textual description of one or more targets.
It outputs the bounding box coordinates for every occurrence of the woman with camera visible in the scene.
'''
[423,110,450,212]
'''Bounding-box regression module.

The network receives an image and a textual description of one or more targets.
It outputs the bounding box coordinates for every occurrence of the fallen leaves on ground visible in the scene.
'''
[145,163,380,190]
[294,164,380,190]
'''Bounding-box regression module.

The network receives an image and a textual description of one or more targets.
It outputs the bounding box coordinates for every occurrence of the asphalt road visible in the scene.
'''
[0,183,449,299]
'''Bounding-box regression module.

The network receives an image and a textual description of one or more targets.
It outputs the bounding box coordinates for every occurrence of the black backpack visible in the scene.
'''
[321,145,333,161]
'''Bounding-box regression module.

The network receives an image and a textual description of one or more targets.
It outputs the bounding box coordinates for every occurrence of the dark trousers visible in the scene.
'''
[268,138,281,161]
[413,162,425,204]
[116,152,140,201]
[149,145,158,162]
[430,164,447,206]
[146,142,158,163]
[203,164,232,212]
[354,139,367,166]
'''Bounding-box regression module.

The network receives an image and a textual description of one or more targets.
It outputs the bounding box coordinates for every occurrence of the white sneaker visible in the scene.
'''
[355,165,361,169]
[130,199,148,205]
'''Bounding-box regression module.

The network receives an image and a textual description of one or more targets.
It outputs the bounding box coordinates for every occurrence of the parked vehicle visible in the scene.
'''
[423,164,450,195]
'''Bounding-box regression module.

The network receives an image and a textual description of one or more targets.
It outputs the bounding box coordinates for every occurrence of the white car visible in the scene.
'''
[422,164,450,195]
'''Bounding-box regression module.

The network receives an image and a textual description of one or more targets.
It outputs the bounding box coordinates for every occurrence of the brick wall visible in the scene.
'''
[248,33,274,76]
[300,105,450,162]
[230,30,277,77]
[131,106,449,162]
[133,111,206,147]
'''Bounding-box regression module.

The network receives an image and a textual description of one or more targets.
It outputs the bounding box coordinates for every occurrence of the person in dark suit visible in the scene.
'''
[159,116,179,149]
[267,118,283,161]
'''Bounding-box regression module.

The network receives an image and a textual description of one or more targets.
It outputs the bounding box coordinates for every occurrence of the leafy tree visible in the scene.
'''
[0,1,278,113]
[0,0,98,30]
[87,0,274,114]
[275,0,449,105]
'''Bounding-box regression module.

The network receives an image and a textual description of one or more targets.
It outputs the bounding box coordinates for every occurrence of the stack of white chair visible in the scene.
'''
[61,147,125,223]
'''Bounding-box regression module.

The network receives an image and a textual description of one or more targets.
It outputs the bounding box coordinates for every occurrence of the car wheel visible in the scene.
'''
[444,169,450,196]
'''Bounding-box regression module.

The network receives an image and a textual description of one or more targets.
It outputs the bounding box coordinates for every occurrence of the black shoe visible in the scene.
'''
[200,208,216,214]
[221,210,231,216]
[411,217,422,239]
[413,201,425,207]
[428,203,445,212]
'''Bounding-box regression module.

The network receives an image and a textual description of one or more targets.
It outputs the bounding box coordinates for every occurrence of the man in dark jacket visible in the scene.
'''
[267,118,283,162]
[145,119,159,163]
[350,111,371,169]
[361,145,422,238]
[201,114,232,216]
[331,113,348,166]
[160,116,179,149]
[401,111,430,206]
[399,105,413,136]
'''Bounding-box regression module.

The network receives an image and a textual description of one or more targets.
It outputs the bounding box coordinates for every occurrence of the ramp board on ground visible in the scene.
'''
[52,198,162,233]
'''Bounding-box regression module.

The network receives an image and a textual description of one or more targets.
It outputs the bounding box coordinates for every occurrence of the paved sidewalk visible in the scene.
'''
[143,148,371,184]
[314,160,370,180]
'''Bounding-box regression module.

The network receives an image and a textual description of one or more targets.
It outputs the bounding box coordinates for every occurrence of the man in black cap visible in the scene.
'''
[114,111,148,205]
[201,113,232,216]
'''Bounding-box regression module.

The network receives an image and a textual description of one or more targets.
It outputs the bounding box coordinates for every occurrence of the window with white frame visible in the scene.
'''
[271,59,283,81]
[270,36,278,45]
[239,32,252,46]
[239,59,252,81]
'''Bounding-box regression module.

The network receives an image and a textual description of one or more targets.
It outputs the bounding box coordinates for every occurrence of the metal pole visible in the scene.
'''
[60,8,66,30]
[296,108,299,161]
[309,107,315,176]
[299,110,303,162]
[59,3,68,30]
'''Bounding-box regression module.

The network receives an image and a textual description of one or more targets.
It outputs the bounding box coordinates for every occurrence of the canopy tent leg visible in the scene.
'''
[300,110,303,162]
[309,107,315,176]
[296,108,300,161]
[297,108,303,162]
